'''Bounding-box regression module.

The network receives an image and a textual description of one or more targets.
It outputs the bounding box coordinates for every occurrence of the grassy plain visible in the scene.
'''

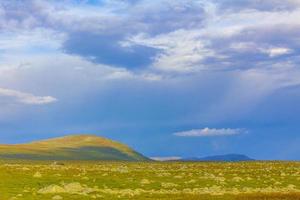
[0,161,299,200]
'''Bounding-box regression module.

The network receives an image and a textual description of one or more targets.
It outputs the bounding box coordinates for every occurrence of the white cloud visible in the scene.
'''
[128,30,215,73]
[174,128,244,137]
[265,47,292,57]
[0,88,57,105]
[0,29,65,52]
[150,156,181,161]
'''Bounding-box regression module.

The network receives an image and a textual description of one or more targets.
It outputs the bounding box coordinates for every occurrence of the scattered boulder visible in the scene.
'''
[38,185,65,194]
[63,182,86,193]
[52,195,63,200]
[38,182,98,195]
[33,171,42,178]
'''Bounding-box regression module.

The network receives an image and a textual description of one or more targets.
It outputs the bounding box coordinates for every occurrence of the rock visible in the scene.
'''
[52,195,63,200]
[63,182,85,193]
[141,179,151,184]
[38,182,97,195]
[33,171,42,178]
[38,185,65,194]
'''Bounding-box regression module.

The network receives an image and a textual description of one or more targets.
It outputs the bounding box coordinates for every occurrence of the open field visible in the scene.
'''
[0,161,299,200]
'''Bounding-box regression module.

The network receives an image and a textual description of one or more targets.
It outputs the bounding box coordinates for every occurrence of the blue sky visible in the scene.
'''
[0,0,300,160]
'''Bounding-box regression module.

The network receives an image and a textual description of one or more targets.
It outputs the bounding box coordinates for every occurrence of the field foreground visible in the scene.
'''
[0,161,299,200]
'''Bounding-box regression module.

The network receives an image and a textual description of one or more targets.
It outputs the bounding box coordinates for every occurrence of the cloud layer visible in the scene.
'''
[174,128,244,137]
[0,88,57,105]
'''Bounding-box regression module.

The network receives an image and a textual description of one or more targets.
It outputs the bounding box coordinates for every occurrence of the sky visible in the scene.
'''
[0,0,300,160]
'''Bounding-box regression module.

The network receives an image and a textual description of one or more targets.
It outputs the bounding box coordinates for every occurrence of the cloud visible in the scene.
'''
[63,32,159,69]
[127,30,215,72]
[59,0,207,69]
[0,88,57,105]
[1,0,300,120]
[214,0,300,11]
[174,128,245,137]
[265,47,292,57]
[150,156,181,161]
[0,0,207,70]
[2,0,300,74]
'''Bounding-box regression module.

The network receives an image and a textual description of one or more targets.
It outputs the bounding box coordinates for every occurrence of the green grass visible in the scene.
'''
[0,161,299,199]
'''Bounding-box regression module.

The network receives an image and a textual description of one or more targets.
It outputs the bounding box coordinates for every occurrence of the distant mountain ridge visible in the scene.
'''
[181,154,254,162]
[0,134,148,161]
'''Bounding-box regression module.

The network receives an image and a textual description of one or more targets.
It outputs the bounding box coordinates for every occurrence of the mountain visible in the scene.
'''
[0,135,148,161]
[181,154,254,162]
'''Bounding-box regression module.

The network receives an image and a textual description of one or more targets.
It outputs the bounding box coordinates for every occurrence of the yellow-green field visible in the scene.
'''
[1,161,299,200]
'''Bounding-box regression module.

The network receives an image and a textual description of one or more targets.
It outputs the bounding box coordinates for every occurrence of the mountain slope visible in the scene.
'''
[0,135,148,161]
[182,154,254,162]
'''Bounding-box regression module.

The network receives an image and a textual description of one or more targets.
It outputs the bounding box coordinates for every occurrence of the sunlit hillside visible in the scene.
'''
[0,135,147,161]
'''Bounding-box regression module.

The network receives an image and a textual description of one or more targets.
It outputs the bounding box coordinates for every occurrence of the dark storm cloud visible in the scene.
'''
[60,0,207,68]
[63,32,160,68]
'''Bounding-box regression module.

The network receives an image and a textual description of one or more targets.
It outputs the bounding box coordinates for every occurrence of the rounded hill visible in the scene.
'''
[0,134,148,161]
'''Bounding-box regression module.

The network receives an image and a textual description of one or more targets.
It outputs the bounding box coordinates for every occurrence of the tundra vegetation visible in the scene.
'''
[0,161,299,200]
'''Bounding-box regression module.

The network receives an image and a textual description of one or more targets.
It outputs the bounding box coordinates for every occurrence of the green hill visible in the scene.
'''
[0,135,148,161]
